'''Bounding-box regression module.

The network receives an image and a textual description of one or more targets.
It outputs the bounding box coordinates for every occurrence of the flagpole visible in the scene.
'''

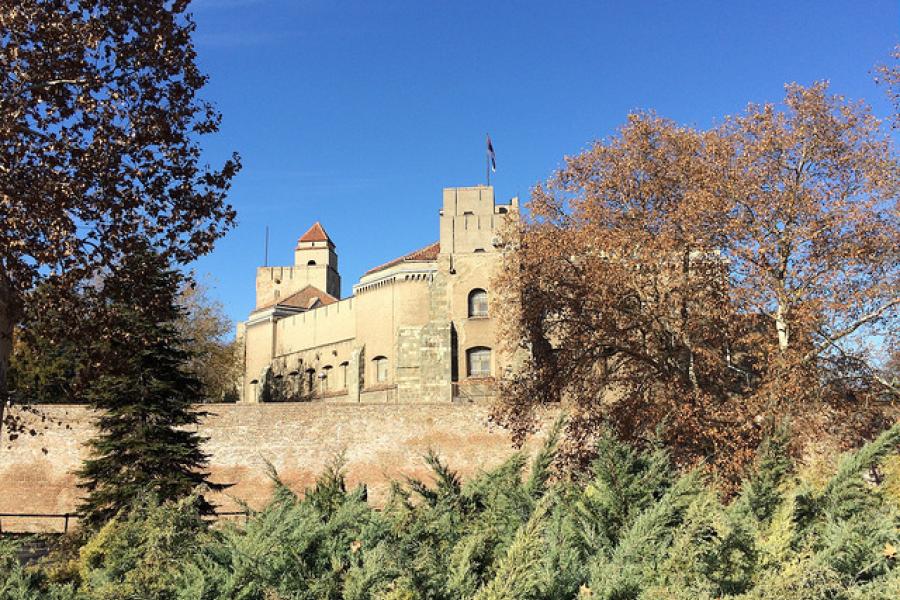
[486,132,490,187]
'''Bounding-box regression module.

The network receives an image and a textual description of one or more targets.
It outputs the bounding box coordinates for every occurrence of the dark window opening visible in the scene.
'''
[450,324,459,383]
[305,369,316,393]
[339,362,349,389]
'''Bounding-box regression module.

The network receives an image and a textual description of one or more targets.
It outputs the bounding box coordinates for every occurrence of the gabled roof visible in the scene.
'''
[254,285,338,313]
[364,241,441,276]
[298,222,331,244]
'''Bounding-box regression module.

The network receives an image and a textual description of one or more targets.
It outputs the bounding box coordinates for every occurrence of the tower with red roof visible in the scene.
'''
[294,222,341,299]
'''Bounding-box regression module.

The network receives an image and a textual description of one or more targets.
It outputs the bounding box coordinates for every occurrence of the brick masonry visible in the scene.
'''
[0,402,546,533]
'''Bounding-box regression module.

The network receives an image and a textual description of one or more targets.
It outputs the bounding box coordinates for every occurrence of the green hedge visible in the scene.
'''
[4,422,900,600]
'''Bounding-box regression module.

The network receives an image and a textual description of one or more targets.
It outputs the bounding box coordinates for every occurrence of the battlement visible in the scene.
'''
[275,297,355,356]
[439,186,519,255]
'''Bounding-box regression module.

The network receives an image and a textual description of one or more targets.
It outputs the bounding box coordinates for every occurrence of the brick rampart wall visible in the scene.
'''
[0,402,543,533]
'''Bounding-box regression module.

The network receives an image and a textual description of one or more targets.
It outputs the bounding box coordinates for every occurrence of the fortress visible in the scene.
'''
[238,185,519,404]
[0,185,543,532]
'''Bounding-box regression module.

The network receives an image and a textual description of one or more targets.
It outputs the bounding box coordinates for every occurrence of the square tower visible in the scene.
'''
[439,186,519,255]
[294,222,341,298]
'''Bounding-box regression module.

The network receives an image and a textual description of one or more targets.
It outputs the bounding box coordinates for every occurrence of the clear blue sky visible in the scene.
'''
[186,0,899,327]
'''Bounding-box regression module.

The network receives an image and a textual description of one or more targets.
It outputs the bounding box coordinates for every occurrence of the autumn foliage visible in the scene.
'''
[0,0,240,398]
[493,81,899,487]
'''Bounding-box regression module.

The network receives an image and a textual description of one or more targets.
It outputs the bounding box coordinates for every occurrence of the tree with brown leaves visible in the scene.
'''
[175,278,242,402]
[875,44,900,128]
[494,82,899,486]
[0,0,240,405]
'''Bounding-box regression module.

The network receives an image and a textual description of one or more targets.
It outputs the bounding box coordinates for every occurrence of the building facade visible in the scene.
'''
[238,185,518,404]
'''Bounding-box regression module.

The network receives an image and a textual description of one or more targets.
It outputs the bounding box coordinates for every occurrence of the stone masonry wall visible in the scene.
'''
[396,266,453,403]
[0,402,544,533]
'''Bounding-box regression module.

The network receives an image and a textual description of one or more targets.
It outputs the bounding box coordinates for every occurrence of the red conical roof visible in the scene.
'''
[298,222,331,244]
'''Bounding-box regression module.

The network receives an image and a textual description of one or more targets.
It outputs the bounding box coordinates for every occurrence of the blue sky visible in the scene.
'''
[186,0,899,326]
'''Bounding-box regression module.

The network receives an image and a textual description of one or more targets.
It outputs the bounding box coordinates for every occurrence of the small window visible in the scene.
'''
[498,207,508,214]
[339,361,349,389]
[474,248,485,253]
[307,260,317,266]
[373,356,388,383]
[468,288,488,318]
[466,347,492,378]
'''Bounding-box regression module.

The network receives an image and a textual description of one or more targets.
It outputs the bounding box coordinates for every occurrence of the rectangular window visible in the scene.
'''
[466,348,491,377]
[374,357,388,383]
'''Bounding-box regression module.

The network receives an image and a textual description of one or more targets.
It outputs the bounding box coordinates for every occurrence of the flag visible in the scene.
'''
[486,134,496,172]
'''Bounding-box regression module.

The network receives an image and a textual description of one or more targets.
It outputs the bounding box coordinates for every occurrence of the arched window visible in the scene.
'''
[305,368,316,394]
[339,361,349,389]
[466,347,492,377]
[307,260,317,266]
[373,356,388,383]
[468,288,488,318]
[321,365,332,392]
[287,370,300,398]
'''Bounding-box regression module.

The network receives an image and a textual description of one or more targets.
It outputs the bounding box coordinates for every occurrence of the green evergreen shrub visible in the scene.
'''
[8,421,900,599]
[75,494,207,600]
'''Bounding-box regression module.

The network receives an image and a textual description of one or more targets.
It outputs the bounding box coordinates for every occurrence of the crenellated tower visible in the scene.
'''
[254,222,342,310]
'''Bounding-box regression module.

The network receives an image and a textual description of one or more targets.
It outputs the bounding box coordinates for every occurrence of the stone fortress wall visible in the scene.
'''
[0,402,546,533]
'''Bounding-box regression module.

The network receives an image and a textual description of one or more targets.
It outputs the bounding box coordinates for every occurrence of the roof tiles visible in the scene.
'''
[298,222,331,244]
[364,241,440,276]
[255,285,338,312]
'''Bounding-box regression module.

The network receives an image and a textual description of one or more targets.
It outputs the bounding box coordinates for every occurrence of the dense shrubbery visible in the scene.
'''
[4,422,900,600]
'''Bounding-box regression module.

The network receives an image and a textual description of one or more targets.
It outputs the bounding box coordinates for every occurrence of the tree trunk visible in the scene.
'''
[0,273,22,443]
[775,301,789,352]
